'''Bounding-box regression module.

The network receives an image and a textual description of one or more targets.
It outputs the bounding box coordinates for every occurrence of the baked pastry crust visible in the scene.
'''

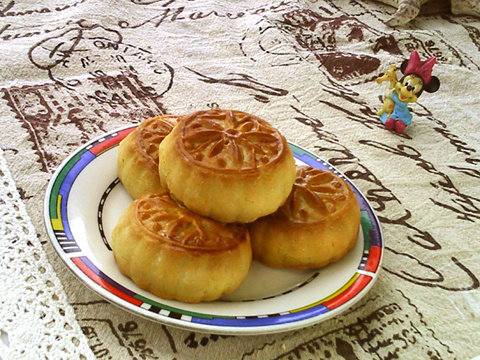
[157,109,296,223]
[117,115,178,199]
[249,166,360,270]
[111,193,252,303]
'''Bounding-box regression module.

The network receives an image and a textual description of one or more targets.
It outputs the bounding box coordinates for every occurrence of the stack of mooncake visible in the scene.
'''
[112,109,360,303]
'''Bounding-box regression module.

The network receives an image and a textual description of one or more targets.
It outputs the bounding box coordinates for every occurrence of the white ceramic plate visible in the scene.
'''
[44,125,383,335]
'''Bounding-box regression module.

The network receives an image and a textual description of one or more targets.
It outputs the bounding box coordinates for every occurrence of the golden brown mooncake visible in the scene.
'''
[157,109,296,223]
[249,166,360,270]
[111,193,252,303]
[117,115,178,199]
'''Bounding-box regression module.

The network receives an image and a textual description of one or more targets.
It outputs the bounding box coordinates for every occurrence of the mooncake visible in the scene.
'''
[157,109,296,223]
[117,115,178,199]
[249,166,360,270]
[111,193,252,303]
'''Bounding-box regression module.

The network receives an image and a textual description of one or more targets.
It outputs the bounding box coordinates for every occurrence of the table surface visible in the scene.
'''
[0,1,479,359]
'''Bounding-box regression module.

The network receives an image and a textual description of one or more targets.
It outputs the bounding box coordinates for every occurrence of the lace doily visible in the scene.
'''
[0,148,94,360]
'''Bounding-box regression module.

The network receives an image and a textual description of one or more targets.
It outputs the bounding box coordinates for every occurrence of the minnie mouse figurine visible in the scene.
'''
[377,51,440,134]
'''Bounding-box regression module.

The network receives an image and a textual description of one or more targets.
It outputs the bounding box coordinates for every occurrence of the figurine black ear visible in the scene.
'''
[424,76,440,93]
[400,59,409,74]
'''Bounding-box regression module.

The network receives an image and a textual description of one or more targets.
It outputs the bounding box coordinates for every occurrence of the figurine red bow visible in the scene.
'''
[376,51,440,134]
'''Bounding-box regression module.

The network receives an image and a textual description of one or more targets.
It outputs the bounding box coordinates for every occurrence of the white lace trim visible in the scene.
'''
[0,148,94,360]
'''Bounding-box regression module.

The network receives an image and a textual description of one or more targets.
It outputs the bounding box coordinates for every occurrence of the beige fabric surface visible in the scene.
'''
[0,0,479,359]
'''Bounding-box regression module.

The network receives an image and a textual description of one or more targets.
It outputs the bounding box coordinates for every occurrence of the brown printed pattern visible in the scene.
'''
[0,0,479,359]
[253,290,455,360]
[27,21,174,91]
[73,301,169,359]
[1,73,167,173]
[1,20,175,173]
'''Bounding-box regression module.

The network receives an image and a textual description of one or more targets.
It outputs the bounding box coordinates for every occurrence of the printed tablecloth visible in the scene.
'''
[0,0,479,359]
